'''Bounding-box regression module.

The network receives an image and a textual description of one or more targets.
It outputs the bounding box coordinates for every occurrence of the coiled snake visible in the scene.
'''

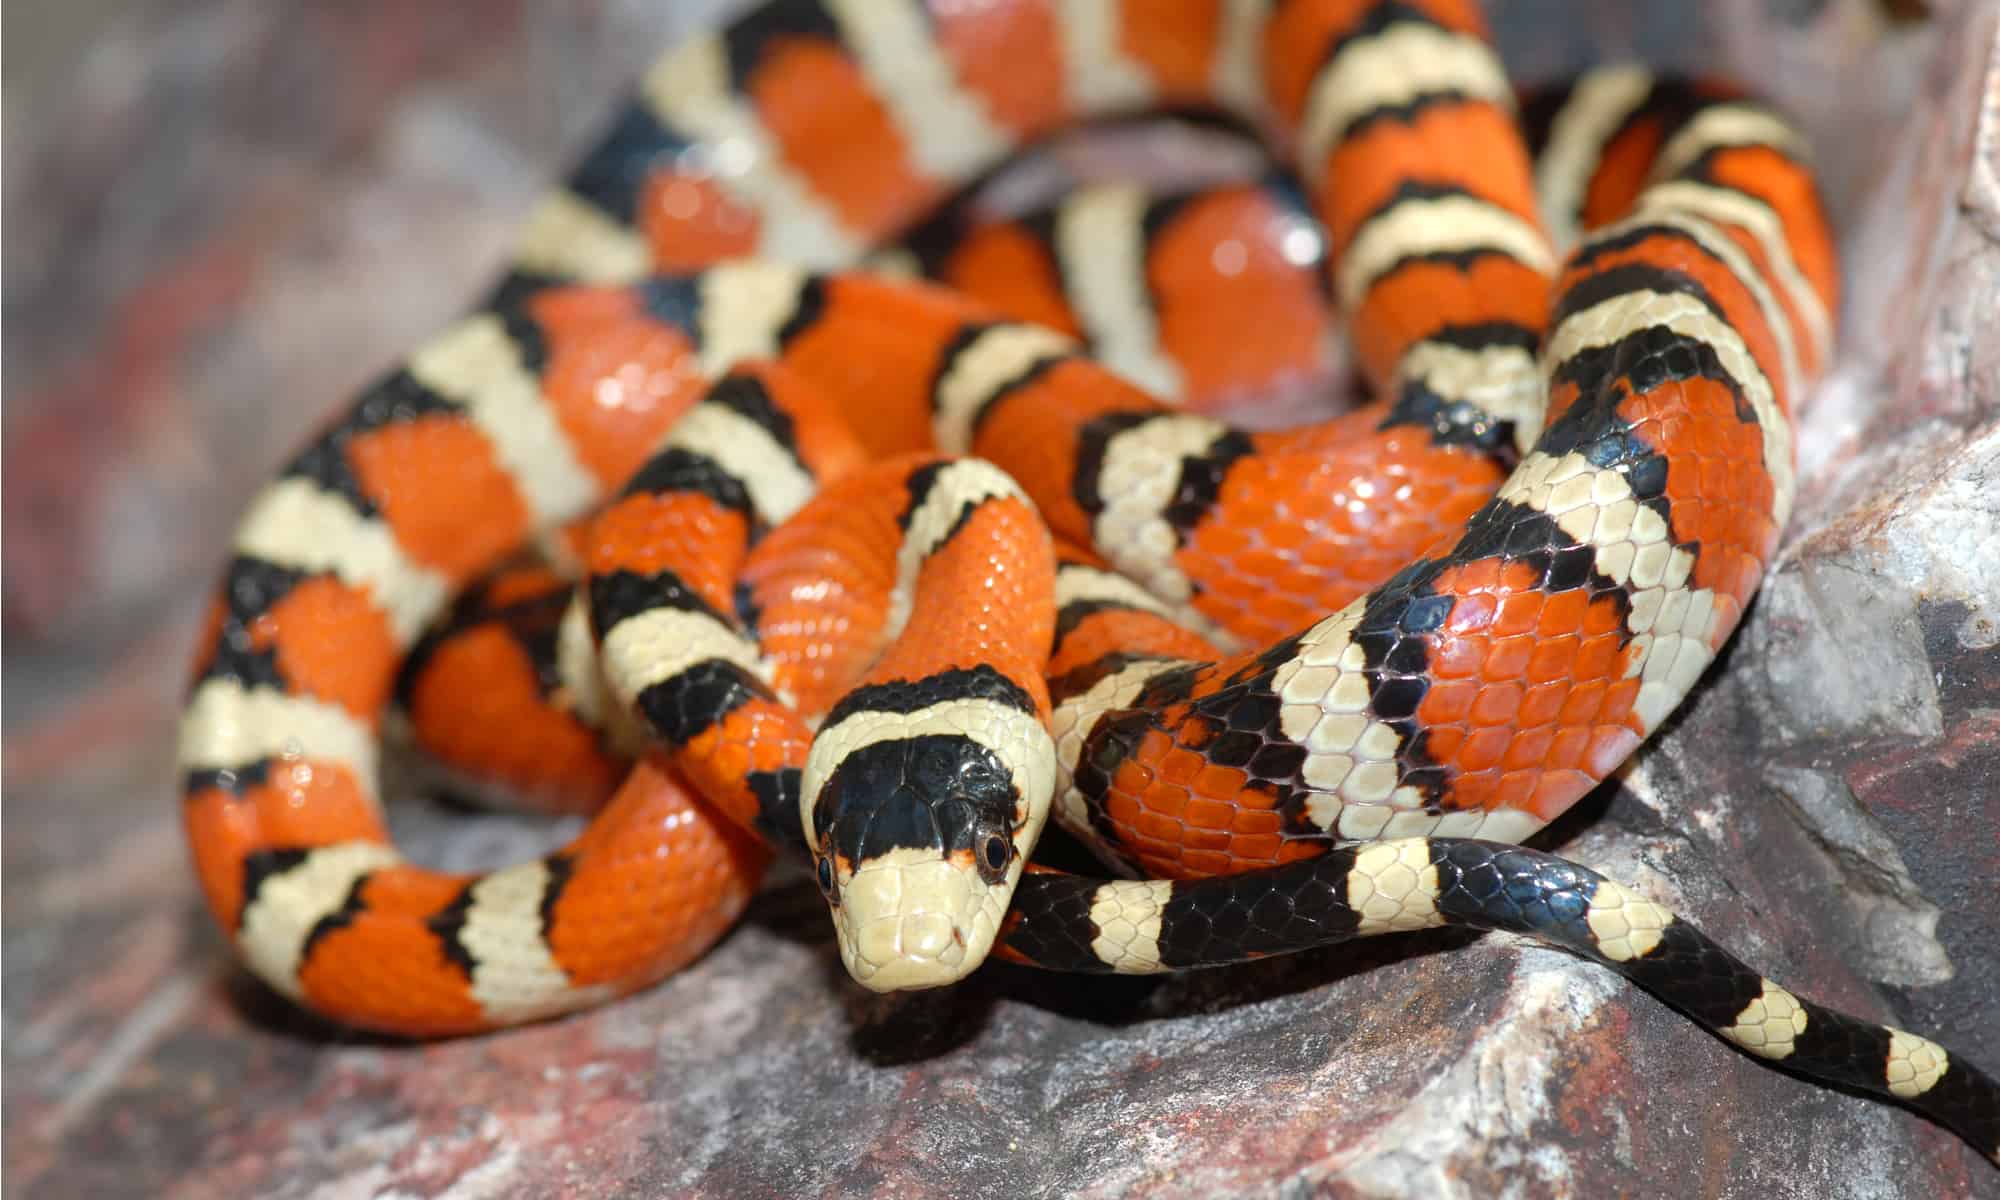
[177,0,1998,1160]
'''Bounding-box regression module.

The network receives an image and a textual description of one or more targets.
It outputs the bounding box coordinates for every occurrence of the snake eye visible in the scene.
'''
[978,833,1012,877]
[815,856,838,901]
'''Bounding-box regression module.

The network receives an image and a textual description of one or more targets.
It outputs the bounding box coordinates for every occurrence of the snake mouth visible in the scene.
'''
[832,848,1018,991]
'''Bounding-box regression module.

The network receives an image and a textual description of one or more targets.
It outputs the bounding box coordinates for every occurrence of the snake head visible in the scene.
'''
[801,699,1054,992]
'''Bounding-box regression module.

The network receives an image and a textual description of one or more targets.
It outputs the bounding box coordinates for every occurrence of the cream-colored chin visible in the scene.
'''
[833,849,1014,992]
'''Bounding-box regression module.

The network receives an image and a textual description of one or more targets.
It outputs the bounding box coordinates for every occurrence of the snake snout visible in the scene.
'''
[833,850,1000,991]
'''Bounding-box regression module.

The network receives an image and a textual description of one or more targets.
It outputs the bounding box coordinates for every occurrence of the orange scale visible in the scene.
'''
[1543,378,1585,428]
[1347,255,1549,388]
[740,366,864,488]
[1701,146,1839,315]
[1258,1,1356,125]
[1157,746,1206,788]
[1232,805,1286,837]
[1421,722,1467,762]
[346,416,532,584]
[1469,682,1524,726]
[296,898,486,1037]
[1527,768,1597,819]
[1545,725,1594,772]
[1134,808,1186,844]
[1489,587,1551,637]
[1183,841,1245,873]
[1729,543,1780,602]
[1562,629,1623,685]
[1576,634,1633,686]
[940,224,1081,338]
[1518,680,1570,729]
[1494,768,1555,813]
[1184,795,1234,830]
[863,497,1055,704]
[1697,454,1743,499]
[636,172,761,271]
[1582,596,1629,638]
[1116,0,1220,100]
[1232,547,1290,584]
[1049,610,1216,682]
[1663,402,1713,446]
[679,701,812,830]
[1625,396,1776,587]
[778,280,989,458]
[584,491,748,611]
[1257,517,1312,555]
[1239,783,1287,815]
[1418,677,1478,725]
[1099,792,1148,841]
[1113,736,1165,784]
[251,760,387,848]
[405,624,622,816]
[970,362,1160,541]
[1141,776,1192,820]
[545,761,768,989]
[1602,672,1646,718]
[1437,576,1503,628]
[252,577,398,717]
[1533,587,1593,637]
[1182,826,1237,856]
[1461,771,1526,814]
[1525,637,1579,685]
[1559,679,1611,726]
[1147,187,1337,406]
[1181,436,1498,644]
[353,864,470,919]
[527,286,706,488]
[1190,520,1254,561]
[184,761,389,933]
[1441,772,1495,812]
[1425,633,1489,682]
[182,797,262,932]
[747,41,941,242]
[477,564,571,609]
[1193,762,1249,803]
[1319,101,1541,250]
[1579,115,1671,233]
[931,0,1068,139]
[1728,554,1765,604]
[1188,841,1254,874]
[1481,634,1536,681]
[1279,838,1327,866]
[1180,848,1230,877]
[1457,725,1512,773]
[740,471,903,712]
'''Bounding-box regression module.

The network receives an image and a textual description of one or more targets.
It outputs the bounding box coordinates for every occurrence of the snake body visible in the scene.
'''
[178,0,1998,1159]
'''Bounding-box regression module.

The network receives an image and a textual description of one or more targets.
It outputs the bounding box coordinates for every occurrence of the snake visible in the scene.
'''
[175,0,1999,1160]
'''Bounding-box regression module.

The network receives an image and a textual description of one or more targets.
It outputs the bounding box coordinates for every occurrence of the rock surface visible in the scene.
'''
[5,1,1997,1196]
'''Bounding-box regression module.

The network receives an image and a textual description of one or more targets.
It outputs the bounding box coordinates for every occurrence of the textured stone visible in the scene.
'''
[5,1,1998,1197]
